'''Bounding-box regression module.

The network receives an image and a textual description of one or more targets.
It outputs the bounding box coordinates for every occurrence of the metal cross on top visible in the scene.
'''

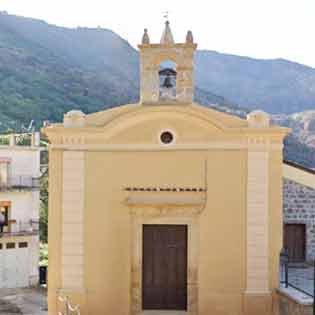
[163,11,170,21]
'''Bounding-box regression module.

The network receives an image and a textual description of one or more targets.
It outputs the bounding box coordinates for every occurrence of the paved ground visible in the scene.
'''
[280,264,314,296]
[1,270,312,315]
[0,287,47,315]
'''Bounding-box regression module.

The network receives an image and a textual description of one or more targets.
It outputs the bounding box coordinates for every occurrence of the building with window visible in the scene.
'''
[283,160,315,262]
[0,132,41,288]
[44,22,290,315]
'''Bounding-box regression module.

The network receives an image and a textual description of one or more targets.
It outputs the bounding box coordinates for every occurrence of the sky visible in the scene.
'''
[0,0,314,67]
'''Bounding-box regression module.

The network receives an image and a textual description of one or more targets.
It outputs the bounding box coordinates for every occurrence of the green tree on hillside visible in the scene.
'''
[39,170,48,243]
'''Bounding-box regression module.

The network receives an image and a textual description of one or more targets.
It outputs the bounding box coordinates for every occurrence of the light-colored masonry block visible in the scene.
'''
[62,151,85,290]
[246,150,269,293]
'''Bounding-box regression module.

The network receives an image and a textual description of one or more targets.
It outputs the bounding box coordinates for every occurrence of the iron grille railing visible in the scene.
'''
[0,219,39,237]
[280,248,315,315]
[0,176,40,190]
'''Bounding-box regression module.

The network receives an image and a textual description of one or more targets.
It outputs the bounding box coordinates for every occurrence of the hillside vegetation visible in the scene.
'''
[196,51,315,113]
[0,12,314,168]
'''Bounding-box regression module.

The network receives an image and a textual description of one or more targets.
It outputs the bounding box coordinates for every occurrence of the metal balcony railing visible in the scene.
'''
[0,219,39,237]
[0,176,40,190]
[280,248,315,315]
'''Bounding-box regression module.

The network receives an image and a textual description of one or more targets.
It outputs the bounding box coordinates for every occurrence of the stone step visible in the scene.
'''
[0,300,22,314]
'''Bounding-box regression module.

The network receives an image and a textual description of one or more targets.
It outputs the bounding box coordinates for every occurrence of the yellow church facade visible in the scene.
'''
[44,22,290,315]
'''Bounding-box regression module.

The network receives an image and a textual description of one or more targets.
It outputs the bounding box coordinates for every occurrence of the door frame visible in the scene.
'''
[130,211,200,315]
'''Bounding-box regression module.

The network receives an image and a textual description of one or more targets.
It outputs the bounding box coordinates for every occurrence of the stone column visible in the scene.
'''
[176,48,195,103]
[139,50,159,104]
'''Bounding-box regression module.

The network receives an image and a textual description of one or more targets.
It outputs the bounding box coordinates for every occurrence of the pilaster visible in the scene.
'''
[62,151,85,290]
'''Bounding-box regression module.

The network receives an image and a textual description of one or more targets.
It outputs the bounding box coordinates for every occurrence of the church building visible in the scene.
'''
[44,21,290,315]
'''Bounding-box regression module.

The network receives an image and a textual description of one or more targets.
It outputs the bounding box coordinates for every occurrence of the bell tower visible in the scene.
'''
[138,21,197,105]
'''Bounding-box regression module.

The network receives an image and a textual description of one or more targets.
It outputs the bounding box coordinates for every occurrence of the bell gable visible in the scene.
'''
[138,21,197,105]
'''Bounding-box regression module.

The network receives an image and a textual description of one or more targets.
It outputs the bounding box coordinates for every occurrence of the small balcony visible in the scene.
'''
[0,219,39,237]
[0,176,40,191]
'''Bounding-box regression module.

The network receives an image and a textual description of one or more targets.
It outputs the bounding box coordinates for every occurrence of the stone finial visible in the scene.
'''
[247,110,270,128]
[186,30,194,44]
[160,21,174,45]
[63,110,86,128]
[142,28,150,44]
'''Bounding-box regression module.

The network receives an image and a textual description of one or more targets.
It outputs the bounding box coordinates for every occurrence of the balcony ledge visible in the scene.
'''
[0,231,38,238]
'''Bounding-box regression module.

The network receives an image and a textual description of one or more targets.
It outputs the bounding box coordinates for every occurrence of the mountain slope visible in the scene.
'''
[0,12,139,79]
[196,50,315,114]
[0,12,314,168]
[2,12,315,116]
[0,13,242,129]
[0,13,141,129]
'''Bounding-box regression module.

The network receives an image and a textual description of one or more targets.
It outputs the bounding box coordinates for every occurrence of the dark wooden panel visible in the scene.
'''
[142,225,187,310]
[284,224,306,262]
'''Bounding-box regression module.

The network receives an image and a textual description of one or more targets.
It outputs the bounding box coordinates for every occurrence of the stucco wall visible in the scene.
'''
[46,103,287,315]
[47,149,63,315]
[48,148,283,315]
[283,178,315,260]
[0,191,39,232]
[83,151,209,314]
[0,148,41,178]
[0,234,39,288]
[199,151,246,315]
[0,146,40,288]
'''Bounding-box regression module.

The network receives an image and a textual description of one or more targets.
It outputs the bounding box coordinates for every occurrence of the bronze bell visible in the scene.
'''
[162,75,173,88]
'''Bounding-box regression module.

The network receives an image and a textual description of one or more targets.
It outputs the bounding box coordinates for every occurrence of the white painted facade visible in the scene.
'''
[0,133,41,288]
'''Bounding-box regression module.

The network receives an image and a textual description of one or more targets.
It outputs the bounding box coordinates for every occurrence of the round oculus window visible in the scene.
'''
[160,131,174,144]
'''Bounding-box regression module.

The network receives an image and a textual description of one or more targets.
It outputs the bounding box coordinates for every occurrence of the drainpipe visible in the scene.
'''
[31,132,40,147]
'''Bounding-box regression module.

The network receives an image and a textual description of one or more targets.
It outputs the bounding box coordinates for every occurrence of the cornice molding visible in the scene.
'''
[125,192,206,217]
[283,163,315,189]
[49,142,283,152]
[0,145,42,152]
[129,206,205,217]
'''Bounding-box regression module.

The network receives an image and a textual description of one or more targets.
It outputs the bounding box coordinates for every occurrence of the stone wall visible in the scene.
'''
[278,288,313,315]
[283,178,315,260]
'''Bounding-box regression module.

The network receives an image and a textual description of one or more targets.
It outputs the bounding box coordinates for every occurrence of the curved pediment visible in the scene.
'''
[83,103,247,144]
[43,103,290,148]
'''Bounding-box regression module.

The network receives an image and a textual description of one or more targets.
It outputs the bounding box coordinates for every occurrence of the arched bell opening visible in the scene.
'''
[159,60,177,101]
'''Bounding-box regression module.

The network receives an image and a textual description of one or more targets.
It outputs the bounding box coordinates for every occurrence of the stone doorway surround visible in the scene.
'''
[124,189,206,315]
[143,312,187,315]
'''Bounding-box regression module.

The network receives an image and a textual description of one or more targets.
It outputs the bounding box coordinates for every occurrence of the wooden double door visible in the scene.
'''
[142,225,187,310]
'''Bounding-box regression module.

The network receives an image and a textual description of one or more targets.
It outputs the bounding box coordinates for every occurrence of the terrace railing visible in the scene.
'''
[280,248,315,315]
[0,219,39,237]
[0,176,40,191]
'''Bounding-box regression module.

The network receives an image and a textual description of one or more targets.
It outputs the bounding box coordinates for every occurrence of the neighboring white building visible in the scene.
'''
[0,132,41,288]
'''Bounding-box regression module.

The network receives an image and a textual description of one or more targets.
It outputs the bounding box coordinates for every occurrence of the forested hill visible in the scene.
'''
[0,12,314,168]
[195,51,315,114]
[0,12,245,128]
[0,12,139,129]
